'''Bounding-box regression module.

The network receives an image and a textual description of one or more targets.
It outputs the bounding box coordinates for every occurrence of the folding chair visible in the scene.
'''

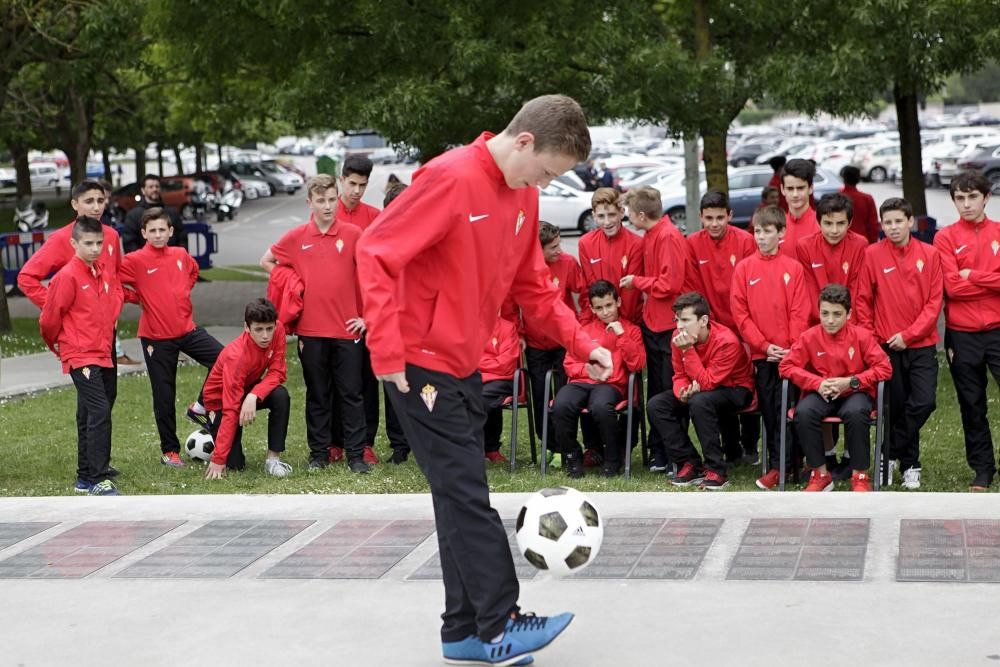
[540,370,647,480]
[500,366,536,472]
[736,393,766,476]
[778,378,887,491]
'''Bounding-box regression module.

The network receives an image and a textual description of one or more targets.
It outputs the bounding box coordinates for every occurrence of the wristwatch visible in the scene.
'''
[849,376,861,390]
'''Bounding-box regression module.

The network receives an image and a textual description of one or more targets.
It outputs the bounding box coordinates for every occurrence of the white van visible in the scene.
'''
[29,162,61,189]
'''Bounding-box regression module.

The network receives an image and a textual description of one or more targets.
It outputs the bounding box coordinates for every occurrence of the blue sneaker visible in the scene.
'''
[483,612,574,665]
[88,480,120,496]
[74,479,93,494]
[442,635,533,666]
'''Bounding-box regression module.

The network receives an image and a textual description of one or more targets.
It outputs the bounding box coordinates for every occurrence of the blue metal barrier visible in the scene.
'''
[2,221,219,285]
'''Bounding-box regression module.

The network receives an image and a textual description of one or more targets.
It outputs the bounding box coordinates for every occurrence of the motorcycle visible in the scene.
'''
[215,179,244,222]
[13,196,49,232]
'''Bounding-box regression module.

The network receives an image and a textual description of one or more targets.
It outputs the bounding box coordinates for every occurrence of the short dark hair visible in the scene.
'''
[383,182,407,207]
[72,179,104,200]
[816,192,853,222]
[819,283,851,312]
[539,221,560,246]
[342,154,374,179]
[879,197,913,220]
[71,215,104,240]
[949,171,992,199]
[700,189,730,212]
[672,291,711,319]
[840,165,862,186]
[768,155,787,172]
[141,174,161,187]
[97,178,113,193]
[141,207,171,229]
[781,158,815,187]
[761,186,779,201]
[588,279,618,302]
[244,298,278,326]
[751,205,786,232]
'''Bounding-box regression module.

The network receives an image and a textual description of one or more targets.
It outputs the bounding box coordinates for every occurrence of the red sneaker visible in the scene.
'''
[699,470,729,490]
[583,448,603,468]
[160,451,185,467]
[804,469,834,492]
[485,451,509,463]
[328,446,344,463]
[851,470,872,492]
[755,469,782,491]
[362,446,379,465]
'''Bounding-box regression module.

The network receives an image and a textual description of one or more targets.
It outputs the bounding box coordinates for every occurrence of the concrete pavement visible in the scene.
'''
[1,492,1000,666]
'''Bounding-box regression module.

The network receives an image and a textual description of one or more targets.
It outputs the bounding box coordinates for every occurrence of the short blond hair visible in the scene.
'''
[306,174,338,199]
[622,186,661,220]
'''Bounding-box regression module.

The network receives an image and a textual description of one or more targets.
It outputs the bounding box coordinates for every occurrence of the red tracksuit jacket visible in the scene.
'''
[564,318,645,395]
[684,225,755,329]
[202,321,287,464]
[523,252,585,350]
[779,207,818,257]
[730,252,811,360]
[795,231,868,322]
[266,265,305,334]
[18,222,122,309]
[628,217,686,333]
[779,322,893,400]
[671,322,755,399]
[39,256,123,374]
[854,238,943,348]
[356,132,597,378]
[932,217,1000,333]
[337,198,381,232]
[841,185,880,244]
[119,244,199,340]
[271,217,363,340]
[479,317,521,383]
[578,226,644,325]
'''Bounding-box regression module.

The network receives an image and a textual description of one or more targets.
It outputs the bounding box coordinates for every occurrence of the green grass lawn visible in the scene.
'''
[0,350,998,496]
[0,199,75,234]
[200,265,268,282]
[1,317,138,357]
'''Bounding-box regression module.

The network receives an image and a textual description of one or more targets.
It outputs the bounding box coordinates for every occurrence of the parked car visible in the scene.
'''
[728,139,782,167]
[754,138,821,165]
[657,165,841,233]
[221,161,301,195]
[111,180,192,213]
[852,142,901,183]
[935,138,1000,186]
[956,144,1000,193]
[28,162,61,189]
[539,180,595,233]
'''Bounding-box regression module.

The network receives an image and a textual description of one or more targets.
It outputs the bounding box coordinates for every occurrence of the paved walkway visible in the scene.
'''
[1,492,999,666]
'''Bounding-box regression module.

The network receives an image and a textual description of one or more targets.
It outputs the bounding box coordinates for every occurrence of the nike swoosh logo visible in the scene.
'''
[301,244,314,250]
[469,213,489,222]
[811,263,823,269]
[699,259,709,265]
[954,245,967,254]
[749,278,761,286]
[883,267,896,274]
[81,285,89,290]
[589,258,602,264]
[816,351,825,356]
[353,339,361,344]
[147,268,158,274]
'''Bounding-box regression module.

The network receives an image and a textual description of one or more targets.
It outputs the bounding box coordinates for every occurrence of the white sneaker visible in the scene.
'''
[886,460,897,487]
[901,467,922,490]
[265,458,292,478]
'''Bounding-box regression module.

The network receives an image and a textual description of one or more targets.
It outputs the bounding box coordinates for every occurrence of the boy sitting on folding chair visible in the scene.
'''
[779,283,893,492]
[552,280,645,478]
[479,312,522,464]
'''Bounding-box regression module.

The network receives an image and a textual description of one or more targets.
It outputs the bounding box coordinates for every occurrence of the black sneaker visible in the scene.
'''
[971,471,993,492]
[348,457,371,474]
[564,452,584,479]
[671,462,705,486]
[308,459,329,472]
[390,449,409,465]
[601,460,621,478]
[831,459,853,482]
[649,449,670,473]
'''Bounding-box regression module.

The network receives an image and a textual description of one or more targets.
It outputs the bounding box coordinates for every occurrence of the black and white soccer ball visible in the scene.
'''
[515,487,603,576]
[184,429,215,462]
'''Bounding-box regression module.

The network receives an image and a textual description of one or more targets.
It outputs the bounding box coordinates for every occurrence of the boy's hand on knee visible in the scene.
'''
[205,462,226,479]
[239,394,258,426]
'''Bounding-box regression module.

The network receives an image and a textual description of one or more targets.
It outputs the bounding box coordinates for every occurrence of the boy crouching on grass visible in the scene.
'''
[198,299,292,480]
[39,216,124,496]
[779,284,893,492]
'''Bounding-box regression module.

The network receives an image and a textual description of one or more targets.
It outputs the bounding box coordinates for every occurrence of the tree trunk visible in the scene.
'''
[684,135,701,233]
[217,142,222,166]
[894,82,928,218]
[0,282,11,333]
[173,145,184,174]
[702,131,729,194]
[195,144,204,173]
[57,87,93,189]
[101,148,112,181]
[11,143,31,200]
[156,145,164,175]
[134,145,146,182]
